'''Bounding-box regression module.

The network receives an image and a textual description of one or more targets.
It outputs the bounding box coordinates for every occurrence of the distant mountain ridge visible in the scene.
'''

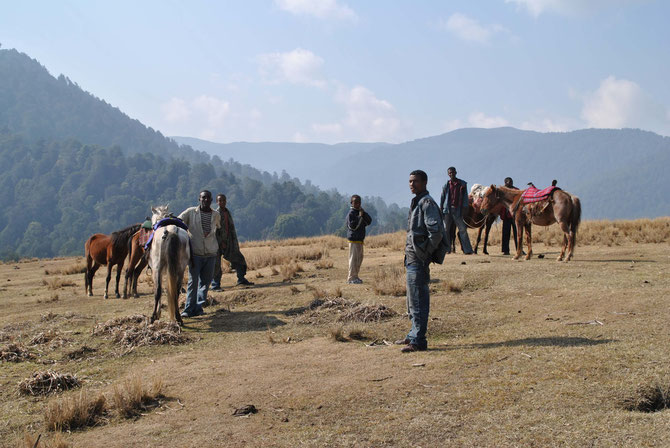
[178,127,670,219]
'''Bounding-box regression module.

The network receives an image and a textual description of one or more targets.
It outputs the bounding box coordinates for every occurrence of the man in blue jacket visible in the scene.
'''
[346,195,372,284]
[439,166,473,254]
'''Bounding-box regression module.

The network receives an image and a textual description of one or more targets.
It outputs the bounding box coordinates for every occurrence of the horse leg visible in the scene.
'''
[483,217,493,255]
[556,219,570,262]
[474,227,483,254]
[123,257,135,299]
[514,219,523,260]
[104,263,113,299]
[88,263,100,296]
[558,234,567,261]
[133,258,147,298]
[151,268,162,323]
[115,263,122,298]
[175,277,184,325]
[525,224,533,260]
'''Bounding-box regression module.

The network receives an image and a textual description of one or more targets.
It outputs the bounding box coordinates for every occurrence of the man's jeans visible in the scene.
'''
[444,207,473,254]
[405,260,430,350]
[183,255,216,316]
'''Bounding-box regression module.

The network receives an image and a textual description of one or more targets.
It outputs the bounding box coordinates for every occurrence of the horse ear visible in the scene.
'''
[151,207,158,215]
[490,184,496,191]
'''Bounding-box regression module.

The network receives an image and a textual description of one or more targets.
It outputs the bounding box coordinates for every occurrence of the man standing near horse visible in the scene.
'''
[178,190,221,318]
[396,170,448,353]
[346,194,372,284]
[211,193,254,290]
[501,177,519,256]
[439,166,473,255]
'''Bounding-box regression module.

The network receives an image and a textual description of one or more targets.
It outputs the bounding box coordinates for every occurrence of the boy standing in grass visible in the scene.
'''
[346,195,372,284]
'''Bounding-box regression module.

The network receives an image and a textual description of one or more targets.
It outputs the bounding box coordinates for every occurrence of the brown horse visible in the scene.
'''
[122,229,150,299]
[84,224,141,298]
[480,186,581,261]
[448,187,504,255]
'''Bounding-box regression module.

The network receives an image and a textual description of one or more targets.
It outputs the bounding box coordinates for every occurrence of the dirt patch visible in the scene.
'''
[19,370,81,396]
[1,343,36,362]
[64,346,98,361]
[93,315,190,348]
[221,290,263,307]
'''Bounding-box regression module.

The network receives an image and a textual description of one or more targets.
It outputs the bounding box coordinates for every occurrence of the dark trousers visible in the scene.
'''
[501,218,518,254]
[212,252,247,287]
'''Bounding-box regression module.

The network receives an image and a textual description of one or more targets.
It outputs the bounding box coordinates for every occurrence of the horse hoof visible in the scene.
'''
[115,294,121,298]
[103,294,108,299]
[87,292,93,297]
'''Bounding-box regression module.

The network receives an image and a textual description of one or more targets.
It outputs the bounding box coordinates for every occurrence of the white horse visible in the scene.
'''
[148,205,191,324]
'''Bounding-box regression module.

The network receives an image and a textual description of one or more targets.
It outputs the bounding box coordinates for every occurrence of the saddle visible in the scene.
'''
[512,185,560,216]
[144,217,189,250]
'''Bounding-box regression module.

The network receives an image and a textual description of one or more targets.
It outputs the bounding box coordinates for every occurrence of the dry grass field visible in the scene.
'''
[2,218,670,448]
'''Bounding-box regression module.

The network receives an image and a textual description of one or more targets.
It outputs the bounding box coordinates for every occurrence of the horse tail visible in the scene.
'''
[84,238,91,292]
[165,232,182,321]
[570,195,582,237]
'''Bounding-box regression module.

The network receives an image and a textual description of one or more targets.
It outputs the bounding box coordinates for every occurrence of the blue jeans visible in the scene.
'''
[183,255,216,316]
[444,208,473,254]
[405,260,430,350]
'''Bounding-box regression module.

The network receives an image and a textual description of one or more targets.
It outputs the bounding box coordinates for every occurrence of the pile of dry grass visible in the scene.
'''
[93,315,189,348]
[298,297,396,324]
[111,376,164,418]
[44,391,107,431]
[19,371,81,396]
[622,382,670,412]
[64,346,97,361]
[1,343,35,362]
[29,330,61,346]
[372,265,406,296]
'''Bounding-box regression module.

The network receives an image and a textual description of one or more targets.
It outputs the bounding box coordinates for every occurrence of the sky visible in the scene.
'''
[2,0,669,144]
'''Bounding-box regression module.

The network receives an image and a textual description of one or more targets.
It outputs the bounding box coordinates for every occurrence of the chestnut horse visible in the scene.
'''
[448,186,504,255]
[122,229,150,299]
[148,205,190,324]
[84,224,141,298]
[480,186,581,261]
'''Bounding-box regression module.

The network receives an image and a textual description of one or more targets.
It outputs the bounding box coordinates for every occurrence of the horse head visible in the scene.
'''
[151,205,170,226]
[479,185,502,216]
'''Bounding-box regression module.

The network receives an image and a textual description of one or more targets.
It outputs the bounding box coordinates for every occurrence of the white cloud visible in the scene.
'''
[275,0,357,21]
[162,98,192,123]
[506,0,643,18]
[310,85,406,142]
[257,48,326,88]
[192,95,231,128]
[160,95,232,140]
[581,76,668,132]
[467,112,510,128]
[442,13,507,44]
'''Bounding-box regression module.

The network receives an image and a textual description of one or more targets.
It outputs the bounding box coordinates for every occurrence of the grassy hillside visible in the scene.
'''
[2,219,670,447]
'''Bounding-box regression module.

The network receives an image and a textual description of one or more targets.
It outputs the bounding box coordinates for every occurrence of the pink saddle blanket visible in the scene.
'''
[521,186,559,204]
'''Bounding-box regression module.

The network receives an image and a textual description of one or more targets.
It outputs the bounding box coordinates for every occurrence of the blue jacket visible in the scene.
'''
[346,208,372,242]
[440,178,468,216]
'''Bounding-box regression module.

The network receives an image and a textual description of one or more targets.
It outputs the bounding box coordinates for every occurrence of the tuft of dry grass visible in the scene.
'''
[45,260,86,276]
[346,326,370,341]
[44,391,107,431]
[29,330,60,346]
[245,246,324,271]
[255,271,264,278]
[280,261,303,281]
[315,258,334,270]
[19,371,81,396]
[42,278,76,290]
[308,285,327,300]
[372,265,406,296]
[36,293,59,304]
[270,266,279,276]
[622,382,670,413]
[289,286,300,295]
[329,325,349,342]
[111,376,164,419]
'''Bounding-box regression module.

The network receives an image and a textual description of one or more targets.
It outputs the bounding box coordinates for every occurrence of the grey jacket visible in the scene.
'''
[405,191,446,265]
[178,206,221,257]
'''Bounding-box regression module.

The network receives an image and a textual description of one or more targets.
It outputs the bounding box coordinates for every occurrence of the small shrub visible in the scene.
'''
[330,325,349,342]
[315,258,334,270]
[622,382,670,413]
[111,376,164,418]
[42,278,76,290]
[372,265,406,297]
[44,391,107,431]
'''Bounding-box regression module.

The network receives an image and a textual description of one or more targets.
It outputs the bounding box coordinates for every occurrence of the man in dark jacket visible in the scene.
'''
[396,170,446,353]
[439,166,473,254]
[501,177,519,255]
[211,194,253,290]
[346,195,372,284]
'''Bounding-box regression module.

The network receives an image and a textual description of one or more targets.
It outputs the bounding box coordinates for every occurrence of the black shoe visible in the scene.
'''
[394,338,410,345]
[237,279,254,286]
[401,343,427,353]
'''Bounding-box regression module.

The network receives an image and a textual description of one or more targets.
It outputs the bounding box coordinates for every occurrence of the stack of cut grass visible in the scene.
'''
[299,297,397,324]
[93,315,189,348]
[19,370,81,396]
[1,343,35,362]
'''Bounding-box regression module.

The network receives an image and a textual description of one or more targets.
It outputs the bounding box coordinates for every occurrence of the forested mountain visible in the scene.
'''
[0,49,406,259]
[180,128,670,220]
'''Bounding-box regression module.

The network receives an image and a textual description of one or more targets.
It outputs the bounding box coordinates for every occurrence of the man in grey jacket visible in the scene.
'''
[178,190,221,318]
[397,169,446,353]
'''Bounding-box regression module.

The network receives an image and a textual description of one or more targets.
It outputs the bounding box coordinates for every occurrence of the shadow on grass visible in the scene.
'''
[444,336,616,350]
[199,310,287,333]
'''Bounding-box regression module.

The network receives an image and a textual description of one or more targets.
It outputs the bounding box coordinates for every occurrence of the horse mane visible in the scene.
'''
[111,223,141,251]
